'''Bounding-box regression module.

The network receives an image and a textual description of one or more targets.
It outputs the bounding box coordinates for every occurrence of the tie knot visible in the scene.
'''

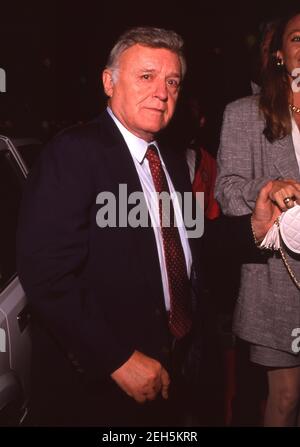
[146,144,160,164]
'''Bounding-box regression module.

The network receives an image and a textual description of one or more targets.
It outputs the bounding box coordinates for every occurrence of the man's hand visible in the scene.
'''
[111,350,170,403]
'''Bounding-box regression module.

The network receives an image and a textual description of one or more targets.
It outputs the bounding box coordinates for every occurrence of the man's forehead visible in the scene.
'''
[120,44,181,71]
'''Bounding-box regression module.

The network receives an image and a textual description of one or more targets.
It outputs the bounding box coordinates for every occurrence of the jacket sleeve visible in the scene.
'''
[17,131,135,380]
[215,99,271,216]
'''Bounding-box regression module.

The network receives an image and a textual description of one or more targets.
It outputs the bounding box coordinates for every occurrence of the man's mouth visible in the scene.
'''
[146,107,165,113]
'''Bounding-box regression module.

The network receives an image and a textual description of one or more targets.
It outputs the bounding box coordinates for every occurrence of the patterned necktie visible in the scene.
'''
[145,144,192,339]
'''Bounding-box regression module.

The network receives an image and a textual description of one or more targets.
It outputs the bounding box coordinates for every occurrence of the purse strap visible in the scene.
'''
[276,219,300,289]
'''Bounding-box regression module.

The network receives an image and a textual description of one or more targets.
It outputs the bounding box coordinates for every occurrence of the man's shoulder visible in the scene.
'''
[52,111,113,146]
[35,111,119,170]
[41,111,121,163]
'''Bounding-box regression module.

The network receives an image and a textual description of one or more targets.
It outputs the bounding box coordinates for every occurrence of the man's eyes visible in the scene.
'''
[167,79,180,87]
[291,35,300,42]
[140,74,180,88]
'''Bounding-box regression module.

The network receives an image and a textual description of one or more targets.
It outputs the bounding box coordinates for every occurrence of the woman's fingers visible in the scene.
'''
[269,179,300,210]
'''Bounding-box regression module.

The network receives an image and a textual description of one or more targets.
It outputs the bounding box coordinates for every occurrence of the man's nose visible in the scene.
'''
[153,80,168,101]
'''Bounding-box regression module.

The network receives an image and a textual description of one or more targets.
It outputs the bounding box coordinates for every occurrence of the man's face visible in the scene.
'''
[103,44,182,142]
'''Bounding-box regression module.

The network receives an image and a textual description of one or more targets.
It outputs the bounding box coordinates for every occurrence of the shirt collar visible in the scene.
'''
[107,107,163,165]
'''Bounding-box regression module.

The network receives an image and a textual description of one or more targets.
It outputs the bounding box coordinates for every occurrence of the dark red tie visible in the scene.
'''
[145,144,192,339]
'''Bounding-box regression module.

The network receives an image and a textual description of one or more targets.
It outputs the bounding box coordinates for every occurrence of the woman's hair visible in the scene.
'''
[105,26,186,81]
[260,10,300,142]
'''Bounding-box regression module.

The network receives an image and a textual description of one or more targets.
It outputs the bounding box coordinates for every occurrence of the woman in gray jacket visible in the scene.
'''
[216,10,300,426]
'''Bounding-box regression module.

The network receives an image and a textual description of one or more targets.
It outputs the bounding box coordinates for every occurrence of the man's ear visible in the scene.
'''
[102,69,114,97]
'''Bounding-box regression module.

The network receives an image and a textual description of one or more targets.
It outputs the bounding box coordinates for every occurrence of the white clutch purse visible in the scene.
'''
[260,204,300,288]
[280,204,300,254]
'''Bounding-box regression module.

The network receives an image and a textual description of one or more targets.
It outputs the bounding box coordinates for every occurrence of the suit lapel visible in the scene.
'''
[97,111,200,306]
[97,111,166,308]
[96,111,144,195]
[270,134,300,181]
[159,144,192,195]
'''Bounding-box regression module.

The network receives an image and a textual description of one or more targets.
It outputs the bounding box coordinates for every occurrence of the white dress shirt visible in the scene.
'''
[291,117,300,172]
[107,107,192,311]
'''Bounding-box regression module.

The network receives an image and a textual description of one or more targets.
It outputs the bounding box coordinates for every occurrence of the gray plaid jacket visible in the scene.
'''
[215,95,300,353]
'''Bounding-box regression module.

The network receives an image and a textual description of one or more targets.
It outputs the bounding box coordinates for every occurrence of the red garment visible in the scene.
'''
[192,147,220,220]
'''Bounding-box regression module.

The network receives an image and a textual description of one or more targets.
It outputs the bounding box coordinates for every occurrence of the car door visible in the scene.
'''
[0,136,31,425]
[10,138,42,172]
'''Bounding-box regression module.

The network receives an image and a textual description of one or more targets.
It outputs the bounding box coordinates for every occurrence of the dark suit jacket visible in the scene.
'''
[17,111,203,391]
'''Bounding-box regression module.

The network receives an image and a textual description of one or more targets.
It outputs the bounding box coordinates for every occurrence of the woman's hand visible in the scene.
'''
[269,178,300,210]
[252,181,282,241]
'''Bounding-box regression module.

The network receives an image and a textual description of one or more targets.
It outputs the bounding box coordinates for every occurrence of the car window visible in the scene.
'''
[17,144,42,170]
[0,149,24,292]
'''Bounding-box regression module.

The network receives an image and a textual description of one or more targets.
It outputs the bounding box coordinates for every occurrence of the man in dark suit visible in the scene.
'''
[17,26,281,426]
[17,26,202,426]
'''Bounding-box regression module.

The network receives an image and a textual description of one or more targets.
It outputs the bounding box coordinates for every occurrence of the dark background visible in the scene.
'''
[0,0,299,140]
[2,1,296,425]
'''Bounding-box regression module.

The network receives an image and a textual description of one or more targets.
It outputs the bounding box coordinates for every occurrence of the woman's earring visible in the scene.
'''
[276,58,284,67]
